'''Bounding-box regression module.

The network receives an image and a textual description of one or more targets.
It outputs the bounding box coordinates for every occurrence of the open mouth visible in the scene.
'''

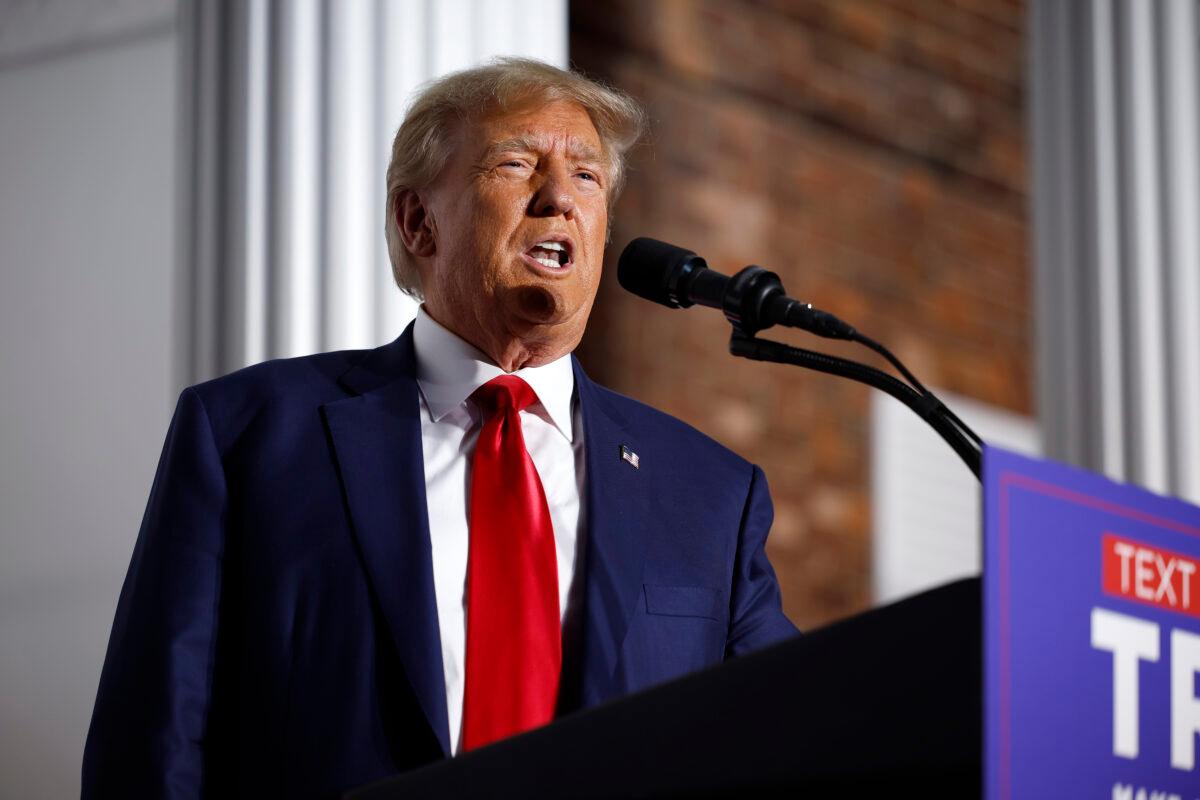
[524,239,574,271]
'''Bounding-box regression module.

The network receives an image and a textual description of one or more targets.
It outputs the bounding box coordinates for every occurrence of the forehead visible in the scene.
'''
[464,100,604,159]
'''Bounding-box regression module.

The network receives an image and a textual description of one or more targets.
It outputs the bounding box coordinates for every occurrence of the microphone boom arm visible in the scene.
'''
[729,332,983,481]
[617,237,984,480]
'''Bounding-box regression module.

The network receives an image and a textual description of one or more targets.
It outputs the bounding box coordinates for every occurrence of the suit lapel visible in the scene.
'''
[572,359,649,705]
[321,337,646,742]
[321,327,451,757]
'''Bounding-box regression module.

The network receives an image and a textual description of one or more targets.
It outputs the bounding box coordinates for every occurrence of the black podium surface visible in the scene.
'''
[348,578,981,798]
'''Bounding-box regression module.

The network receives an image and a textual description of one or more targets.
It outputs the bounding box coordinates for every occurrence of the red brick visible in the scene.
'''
[572,0,1029,629]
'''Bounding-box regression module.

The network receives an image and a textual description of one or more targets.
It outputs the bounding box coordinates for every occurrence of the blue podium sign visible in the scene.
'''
[984,446,1200,799]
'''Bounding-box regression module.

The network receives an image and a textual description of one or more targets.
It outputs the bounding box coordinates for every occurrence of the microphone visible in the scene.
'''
[617,237,985,479]
[619,239,984,482]
[617,237,855,339]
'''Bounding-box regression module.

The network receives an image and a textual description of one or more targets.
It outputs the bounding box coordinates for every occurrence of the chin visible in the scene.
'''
[502,282,576,325]
[504,313,585,359]
[506,314,577,343]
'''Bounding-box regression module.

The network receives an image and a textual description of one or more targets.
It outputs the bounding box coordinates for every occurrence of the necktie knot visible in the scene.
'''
[471,374,538,417]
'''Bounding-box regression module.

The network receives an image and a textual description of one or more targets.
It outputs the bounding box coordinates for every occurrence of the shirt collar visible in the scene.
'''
[412,306,576,442]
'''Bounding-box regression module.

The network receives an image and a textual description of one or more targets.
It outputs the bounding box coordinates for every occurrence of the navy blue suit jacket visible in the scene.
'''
[83,326,797,798]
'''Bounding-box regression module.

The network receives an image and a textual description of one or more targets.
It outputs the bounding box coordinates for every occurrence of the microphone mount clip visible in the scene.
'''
[721,266,786,336]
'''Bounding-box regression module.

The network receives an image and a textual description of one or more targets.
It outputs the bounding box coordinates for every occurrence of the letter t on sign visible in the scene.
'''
[1092,607,1161,758]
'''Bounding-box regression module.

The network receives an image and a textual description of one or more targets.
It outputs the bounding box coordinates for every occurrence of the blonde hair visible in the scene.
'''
[384,57,647,298]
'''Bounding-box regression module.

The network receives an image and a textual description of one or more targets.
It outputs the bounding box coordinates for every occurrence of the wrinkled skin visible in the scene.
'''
[397,100,610,371]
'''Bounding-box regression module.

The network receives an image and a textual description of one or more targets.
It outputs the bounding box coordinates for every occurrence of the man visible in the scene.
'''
[83,58,796,798]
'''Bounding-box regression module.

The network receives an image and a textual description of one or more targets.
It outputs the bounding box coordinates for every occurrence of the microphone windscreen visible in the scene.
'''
[617,238,706,308]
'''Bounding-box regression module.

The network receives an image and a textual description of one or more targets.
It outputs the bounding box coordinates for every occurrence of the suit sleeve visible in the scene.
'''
[726,464,800,657]
[82,387,227,799]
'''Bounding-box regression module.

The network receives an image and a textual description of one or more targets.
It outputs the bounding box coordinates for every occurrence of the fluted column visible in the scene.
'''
[180,0,568,382]
[1029,0,1200,503]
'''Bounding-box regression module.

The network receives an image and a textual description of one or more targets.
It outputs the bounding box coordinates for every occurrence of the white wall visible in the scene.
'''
[0,3,179,797]
[0,1,569,795]
[872,391,1040,604]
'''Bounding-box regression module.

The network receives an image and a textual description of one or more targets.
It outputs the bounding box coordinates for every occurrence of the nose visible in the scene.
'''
[529,169,576,219]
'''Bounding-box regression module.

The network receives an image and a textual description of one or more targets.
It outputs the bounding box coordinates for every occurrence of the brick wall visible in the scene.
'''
[571,0,1029,629]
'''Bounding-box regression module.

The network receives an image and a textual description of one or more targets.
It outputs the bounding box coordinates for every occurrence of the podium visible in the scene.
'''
[348,578,982,798]
[350,446,1200,798]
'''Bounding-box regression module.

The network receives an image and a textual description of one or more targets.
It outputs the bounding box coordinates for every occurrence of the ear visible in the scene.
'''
[396,189,437,258]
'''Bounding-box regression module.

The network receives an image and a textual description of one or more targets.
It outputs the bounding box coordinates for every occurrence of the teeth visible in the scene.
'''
[536,241,565,251]
[534,257,560,269]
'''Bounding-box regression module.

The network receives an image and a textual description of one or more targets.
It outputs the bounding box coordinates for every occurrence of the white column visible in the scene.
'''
[1159,0,1200,502]
[1117,0,1169,494]
[1029,0,1200,503]
[240,0,271,367]
[270,0,322,359]
[182,0,569,380]
[1029,0,1085,467]
[324,0,378,352]
[377,0,428,344]
[1086,0,1126,481]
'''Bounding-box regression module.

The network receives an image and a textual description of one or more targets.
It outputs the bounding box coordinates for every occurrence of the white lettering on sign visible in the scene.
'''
[1170,628,1200,771]
[1113,786,1183,800]
[1110,540,1197,611]
[1092,608,1161,758]
[1137,548,1156,601]
[1156,555,1177,605]
[1092,608,1200,771]
[1116,541,1136,593]
[1180,561,1196,610]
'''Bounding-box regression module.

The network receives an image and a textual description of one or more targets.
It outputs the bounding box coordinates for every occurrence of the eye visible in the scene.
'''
[496,158,533,173]
[576,170,600,184]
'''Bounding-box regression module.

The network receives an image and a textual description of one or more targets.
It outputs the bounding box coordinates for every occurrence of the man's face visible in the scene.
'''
[416,99,610,369]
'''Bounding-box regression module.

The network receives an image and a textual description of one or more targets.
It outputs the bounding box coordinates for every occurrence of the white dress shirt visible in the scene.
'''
[412,307,586,755]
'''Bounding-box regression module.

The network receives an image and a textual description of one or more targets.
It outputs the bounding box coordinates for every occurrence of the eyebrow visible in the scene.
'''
[482,134,606,166]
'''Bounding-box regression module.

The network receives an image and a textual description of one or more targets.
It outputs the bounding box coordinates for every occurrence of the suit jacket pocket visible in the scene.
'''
[643,584,723,621]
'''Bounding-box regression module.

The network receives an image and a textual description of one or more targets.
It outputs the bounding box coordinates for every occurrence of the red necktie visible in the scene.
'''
[461,375,561,751]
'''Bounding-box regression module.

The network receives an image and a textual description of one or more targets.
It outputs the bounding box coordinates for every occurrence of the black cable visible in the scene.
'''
[848,331,985,448]
[730,333,982,480]
[850,332,929,395]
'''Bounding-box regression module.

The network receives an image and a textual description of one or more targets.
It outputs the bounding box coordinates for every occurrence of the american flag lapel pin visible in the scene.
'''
[619,444,640,469]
